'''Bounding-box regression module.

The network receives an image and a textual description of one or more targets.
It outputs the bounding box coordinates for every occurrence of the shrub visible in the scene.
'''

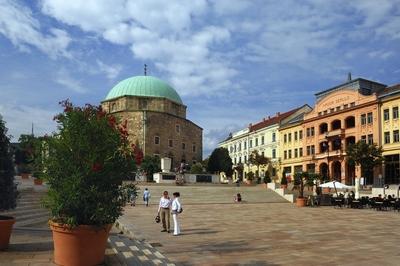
[190,162,204,174]
[0,116,17,211]
[43,100,137,227]
[247,171,255,181]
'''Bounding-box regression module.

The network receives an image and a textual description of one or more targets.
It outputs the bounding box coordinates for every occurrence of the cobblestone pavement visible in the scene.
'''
[118,184,400,266]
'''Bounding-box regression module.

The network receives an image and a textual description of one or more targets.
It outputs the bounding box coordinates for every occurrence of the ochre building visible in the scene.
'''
[101,75,202,168]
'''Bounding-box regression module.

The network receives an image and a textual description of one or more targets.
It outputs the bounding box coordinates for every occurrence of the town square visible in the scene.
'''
[1,1,400,266]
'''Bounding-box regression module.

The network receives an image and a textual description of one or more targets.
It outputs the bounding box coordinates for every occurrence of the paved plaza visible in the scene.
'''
[118,184,400,266]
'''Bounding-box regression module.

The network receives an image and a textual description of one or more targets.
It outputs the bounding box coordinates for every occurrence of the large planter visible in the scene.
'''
[296,197,306,207]
[50,221,112,266]
[34,179,43,185]
[21,173,30,179]
[0,216,16,250]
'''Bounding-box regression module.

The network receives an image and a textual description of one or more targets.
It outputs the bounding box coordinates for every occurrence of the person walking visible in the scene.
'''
[171,192,182,236]
[158,191,171,233]
[143,188,150,207]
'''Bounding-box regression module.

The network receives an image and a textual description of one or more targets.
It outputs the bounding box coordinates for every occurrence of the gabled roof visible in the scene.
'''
[249,107,300,132]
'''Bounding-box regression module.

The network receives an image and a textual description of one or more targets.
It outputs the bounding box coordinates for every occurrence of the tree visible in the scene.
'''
[234,163,244,180]
[0,115,17,211]
[264,170,271,183]
[190,162,204,174]
[248,150,270,179]
[207,147,233,177]
[140,155,161,181]
[346,141,383,184]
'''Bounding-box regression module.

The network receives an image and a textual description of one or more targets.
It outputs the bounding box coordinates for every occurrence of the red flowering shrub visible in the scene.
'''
[43,100,137,227]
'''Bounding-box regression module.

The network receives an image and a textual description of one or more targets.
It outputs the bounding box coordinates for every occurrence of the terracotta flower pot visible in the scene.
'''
[296,197,306,207]
[21,173,30,179]
[34,179,43,185]
[281,184,288,189]
[0,216,16,250]
[49,221,112,266]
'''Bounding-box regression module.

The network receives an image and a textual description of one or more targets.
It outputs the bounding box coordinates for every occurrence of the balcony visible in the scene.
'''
[314,149,346,159]
[327,128,345,137]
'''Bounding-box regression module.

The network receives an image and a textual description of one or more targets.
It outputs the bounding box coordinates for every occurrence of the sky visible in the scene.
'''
[0,0,399,157]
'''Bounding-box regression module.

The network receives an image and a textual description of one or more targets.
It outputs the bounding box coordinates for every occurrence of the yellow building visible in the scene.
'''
[379,84,400,184]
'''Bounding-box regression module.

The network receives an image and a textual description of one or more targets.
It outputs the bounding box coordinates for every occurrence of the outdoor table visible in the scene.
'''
[350,200,361,209]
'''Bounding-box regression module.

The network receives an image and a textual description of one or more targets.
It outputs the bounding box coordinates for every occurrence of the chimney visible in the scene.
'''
[347,72,352,81]
[276,112,280,116]
[268,115,270,119]
[263,118,266,122]
[248,123,252,127]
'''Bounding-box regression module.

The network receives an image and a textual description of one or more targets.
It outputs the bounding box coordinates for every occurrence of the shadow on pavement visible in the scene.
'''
[8,241,54,252]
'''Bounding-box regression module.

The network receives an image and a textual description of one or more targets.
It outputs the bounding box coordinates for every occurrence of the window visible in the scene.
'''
[284,134,287,143]
[306,146,311,156]
[310,127,315,136]
[330,108,335,113]
[176,124,180,133]
[394,130,399,143]
[294,131,298,141]
[288,133,292,142]
[154,136,160,145]
[234,158,236,164]
[111,103,116,112]
[299,130,303,140]
[336,106,341,111]
[288,150,292,159]
[384,132,390,144]
[272,149,276,159]
[311,145,315,155]
[294,148,298,158]
[255,138,258,146]
[361,114,366,125]
[192,144,196,152]
[182,143,186,150]
[272,132,276,142]
[367,112,373,124]
[344,104,348,109]
[234,145,237,152]
[306,128,310,137]
[367,134,373,145]
[168,139,173,147]
[139,99,148,109]
[249,140,253,148]
[238,143,241,151]
[299,148,303,157]
[284,151,287,159]
[244,155,247,163]
[384,109,390,121]
[261,136,265,145]
[361,135,366,143]
[393,107,399,120]
[244,141,247,149]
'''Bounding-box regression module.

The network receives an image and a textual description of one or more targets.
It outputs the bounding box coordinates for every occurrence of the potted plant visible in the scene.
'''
[0,116,18,250]
[263,171,271,188]
[33,171,43,185]
[19,164,31,179]
[280,172,288,189]
[246,171,255,185]
[43,100,137,266]
[294,172,308,207]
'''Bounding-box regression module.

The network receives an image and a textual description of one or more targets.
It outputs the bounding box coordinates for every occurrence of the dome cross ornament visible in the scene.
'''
[144,64,147,76]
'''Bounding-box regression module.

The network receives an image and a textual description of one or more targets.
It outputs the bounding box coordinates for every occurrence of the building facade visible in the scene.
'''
[279,105,312,181]
[379,85,400,185]
[101,75,202,168]
[301,78,387,185]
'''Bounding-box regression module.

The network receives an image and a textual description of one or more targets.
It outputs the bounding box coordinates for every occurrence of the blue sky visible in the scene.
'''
[0,0,399,157]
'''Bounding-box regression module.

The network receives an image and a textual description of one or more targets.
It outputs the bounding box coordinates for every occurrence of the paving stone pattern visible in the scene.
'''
[118,184,400,266]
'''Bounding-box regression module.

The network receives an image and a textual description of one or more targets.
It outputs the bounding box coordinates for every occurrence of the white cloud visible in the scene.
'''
[40,0,237,96]
[96,60,122,80]
[368,50,394,60]
[55,68,85,93]
[0,103,57,141]
[0,0,71,58]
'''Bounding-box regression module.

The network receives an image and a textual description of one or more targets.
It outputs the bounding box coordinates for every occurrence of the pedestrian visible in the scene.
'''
[143,188,150,207]
[171,192,182,236]
[158,191,171,233]
[234,193,242,202]
[130,192,136,207]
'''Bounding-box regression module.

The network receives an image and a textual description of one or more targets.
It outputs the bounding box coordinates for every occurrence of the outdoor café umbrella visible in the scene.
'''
[319,181,353,196]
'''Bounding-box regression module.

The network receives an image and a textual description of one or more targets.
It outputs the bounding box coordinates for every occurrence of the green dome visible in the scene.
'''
[105,76,183,104]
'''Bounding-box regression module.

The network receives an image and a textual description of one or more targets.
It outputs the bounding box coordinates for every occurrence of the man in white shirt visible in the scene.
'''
[158,191,171,233]
[171,192,182,236]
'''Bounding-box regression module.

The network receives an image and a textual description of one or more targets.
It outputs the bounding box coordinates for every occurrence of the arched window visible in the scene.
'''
[331,119,341,130]
[319,123,328,134]
[345,116,355,128]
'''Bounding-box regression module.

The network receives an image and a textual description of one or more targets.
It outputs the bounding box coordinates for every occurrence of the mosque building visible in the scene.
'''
[101,74,202,169]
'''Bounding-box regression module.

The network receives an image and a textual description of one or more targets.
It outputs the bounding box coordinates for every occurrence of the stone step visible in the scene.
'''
[107,234,175,266]
[15,215,50,227]
[12,210,49,222]
[4,207,46,217]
